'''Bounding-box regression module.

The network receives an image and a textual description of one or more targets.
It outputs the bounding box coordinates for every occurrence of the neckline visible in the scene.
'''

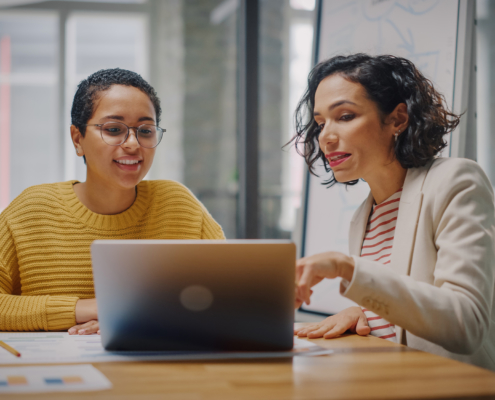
[372,187,403,210]
[59,180,150,230]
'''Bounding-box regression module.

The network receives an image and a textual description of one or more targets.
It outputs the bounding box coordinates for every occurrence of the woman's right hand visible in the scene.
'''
[294,306,370,339]
[295,289,313,309]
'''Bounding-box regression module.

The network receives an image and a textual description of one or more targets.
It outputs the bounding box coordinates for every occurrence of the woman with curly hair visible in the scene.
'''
[293,54,495,370]
[0,68,225,336]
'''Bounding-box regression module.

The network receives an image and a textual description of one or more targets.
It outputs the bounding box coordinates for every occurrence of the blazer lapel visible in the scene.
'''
[349,163,432,264]
[391,166,429,277]
[391,164,429,345]
[348,192,374,256]
[347,162,432,344]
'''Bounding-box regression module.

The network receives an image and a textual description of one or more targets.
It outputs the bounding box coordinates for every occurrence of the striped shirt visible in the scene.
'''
[360,188,402,342]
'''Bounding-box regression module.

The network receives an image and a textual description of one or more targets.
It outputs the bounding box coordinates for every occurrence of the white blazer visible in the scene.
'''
[343,157,495,370]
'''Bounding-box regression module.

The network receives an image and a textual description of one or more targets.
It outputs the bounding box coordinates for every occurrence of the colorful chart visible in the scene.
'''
[0,365,111,393]
[0,374,84,386]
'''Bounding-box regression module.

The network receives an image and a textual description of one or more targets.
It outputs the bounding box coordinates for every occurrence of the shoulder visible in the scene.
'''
[419,158,494,219]
[424,157,492,196]
[1,182,66,219]
[144,179,198,200]
[143,180,205,212]
[428,157,487,178]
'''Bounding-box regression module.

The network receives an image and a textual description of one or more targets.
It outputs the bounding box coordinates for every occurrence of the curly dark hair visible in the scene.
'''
[71,68,161,135]
[291,53,461,187]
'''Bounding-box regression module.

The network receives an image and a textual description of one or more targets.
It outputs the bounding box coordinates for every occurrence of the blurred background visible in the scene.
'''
[1,0,495,245]
[0,0,316,240]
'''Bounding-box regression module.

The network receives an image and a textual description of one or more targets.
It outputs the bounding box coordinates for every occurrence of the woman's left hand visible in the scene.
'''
[68,320,100,335]
[296,251,355,306]
[294,306,370,338]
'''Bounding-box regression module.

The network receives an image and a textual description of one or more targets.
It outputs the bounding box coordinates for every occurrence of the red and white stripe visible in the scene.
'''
[360,188,402,342]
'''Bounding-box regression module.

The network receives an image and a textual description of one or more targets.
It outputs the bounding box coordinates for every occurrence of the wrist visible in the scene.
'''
[339,255,355,282]
[75,299,98,324]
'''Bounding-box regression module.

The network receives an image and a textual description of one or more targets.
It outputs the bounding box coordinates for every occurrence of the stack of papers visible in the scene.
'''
[0,332,333,364]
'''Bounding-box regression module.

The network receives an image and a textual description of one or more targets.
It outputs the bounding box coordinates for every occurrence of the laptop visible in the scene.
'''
[91,240,296,352]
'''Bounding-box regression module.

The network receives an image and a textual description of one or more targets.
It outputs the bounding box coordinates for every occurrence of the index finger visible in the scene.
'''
[297,264,317,305]
[295,257,307,282]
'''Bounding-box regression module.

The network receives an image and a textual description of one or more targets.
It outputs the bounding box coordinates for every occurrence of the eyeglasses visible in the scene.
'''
[82,122,165,149]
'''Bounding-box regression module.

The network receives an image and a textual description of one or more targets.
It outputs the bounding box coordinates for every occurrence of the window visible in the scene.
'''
[258,1,315,238]
[477,0,495,187]
[0,11,59,210]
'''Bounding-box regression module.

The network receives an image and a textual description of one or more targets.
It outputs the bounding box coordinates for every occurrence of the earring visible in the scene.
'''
[75,148,80,155]
[395,129,401,142]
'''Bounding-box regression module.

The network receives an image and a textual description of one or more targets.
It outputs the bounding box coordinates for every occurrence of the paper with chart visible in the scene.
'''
[0,333,333,364]
[301,0,460,315]
[0,364,111,393]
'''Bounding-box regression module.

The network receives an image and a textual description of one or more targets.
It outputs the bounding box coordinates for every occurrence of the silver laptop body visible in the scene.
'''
[91,240,295,351]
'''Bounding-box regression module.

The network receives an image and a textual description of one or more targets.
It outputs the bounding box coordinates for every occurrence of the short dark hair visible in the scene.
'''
[291,53,460,187]
[71,68,161,136]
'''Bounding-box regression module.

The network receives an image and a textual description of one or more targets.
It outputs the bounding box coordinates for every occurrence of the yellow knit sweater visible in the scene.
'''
[0,180,225,332]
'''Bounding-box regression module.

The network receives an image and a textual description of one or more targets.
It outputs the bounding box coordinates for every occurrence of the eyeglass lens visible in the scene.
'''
[100,122,163,148]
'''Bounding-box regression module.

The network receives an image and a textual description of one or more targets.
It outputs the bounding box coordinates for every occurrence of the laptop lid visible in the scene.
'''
[91,240,295,351]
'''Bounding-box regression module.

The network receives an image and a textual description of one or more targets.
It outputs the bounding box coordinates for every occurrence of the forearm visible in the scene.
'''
[337,254,355,282]
[0,294,79,331]
[75,298,98,324]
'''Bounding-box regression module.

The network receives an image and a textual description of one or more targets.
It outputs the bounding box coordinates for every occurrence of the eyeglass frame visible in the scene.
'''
[81,122,166,149]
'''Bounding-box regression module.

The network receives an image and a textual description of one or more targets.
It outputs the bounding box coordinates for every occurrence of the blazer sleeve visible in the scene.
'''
[342,160,495,355]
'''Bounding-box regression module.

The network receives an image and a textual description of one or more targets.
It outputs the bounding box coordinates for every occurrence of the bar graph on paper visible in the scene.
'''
[0,365,111,393]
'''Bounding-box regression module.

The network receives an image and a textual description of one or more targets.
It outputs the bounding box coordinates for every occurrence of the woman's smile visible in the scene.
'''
[113,156,143,172]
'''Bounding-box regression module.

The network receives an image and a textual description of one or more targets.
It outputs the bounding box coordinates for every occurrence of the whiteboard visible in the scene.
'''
[300,0,472,315]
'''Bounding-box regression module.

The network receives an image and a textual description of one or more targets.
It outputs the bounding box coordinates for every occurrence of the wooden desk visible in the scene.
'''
[6,326,495,399]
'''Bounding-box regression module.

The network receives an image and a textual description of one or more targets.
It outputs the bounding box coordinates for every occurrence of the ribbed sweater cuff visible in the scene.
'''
[46,296,79,331]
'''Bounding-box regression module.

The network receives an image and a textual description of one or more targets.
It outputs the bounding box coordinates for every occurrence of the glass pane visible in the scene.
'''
[148,0,238,239]
[477,0,495,185]
[0,11,59,211]
[258,1,315,238]
[63,0,147,3]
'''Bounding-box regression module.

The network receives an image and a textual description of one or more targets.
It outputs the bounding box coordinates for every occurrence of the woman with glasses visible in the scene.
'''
[0,68,225,335]
[292,54,495,370]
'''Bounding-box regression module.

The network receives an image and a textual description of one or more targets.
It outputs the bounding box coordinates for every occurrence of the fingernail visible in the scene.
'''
[68,328,75,334]
[79,329,85,335]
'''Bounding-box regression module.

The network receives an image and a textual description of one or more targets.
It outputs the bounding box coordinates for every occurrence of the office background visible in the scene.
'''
[0,0,494,243]
[0,0,315,241]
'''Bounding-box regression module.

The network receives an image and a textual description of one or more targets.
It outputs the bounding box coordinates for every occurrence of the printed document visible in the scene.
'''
[0,364,111,393]
[0,332,333,364]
